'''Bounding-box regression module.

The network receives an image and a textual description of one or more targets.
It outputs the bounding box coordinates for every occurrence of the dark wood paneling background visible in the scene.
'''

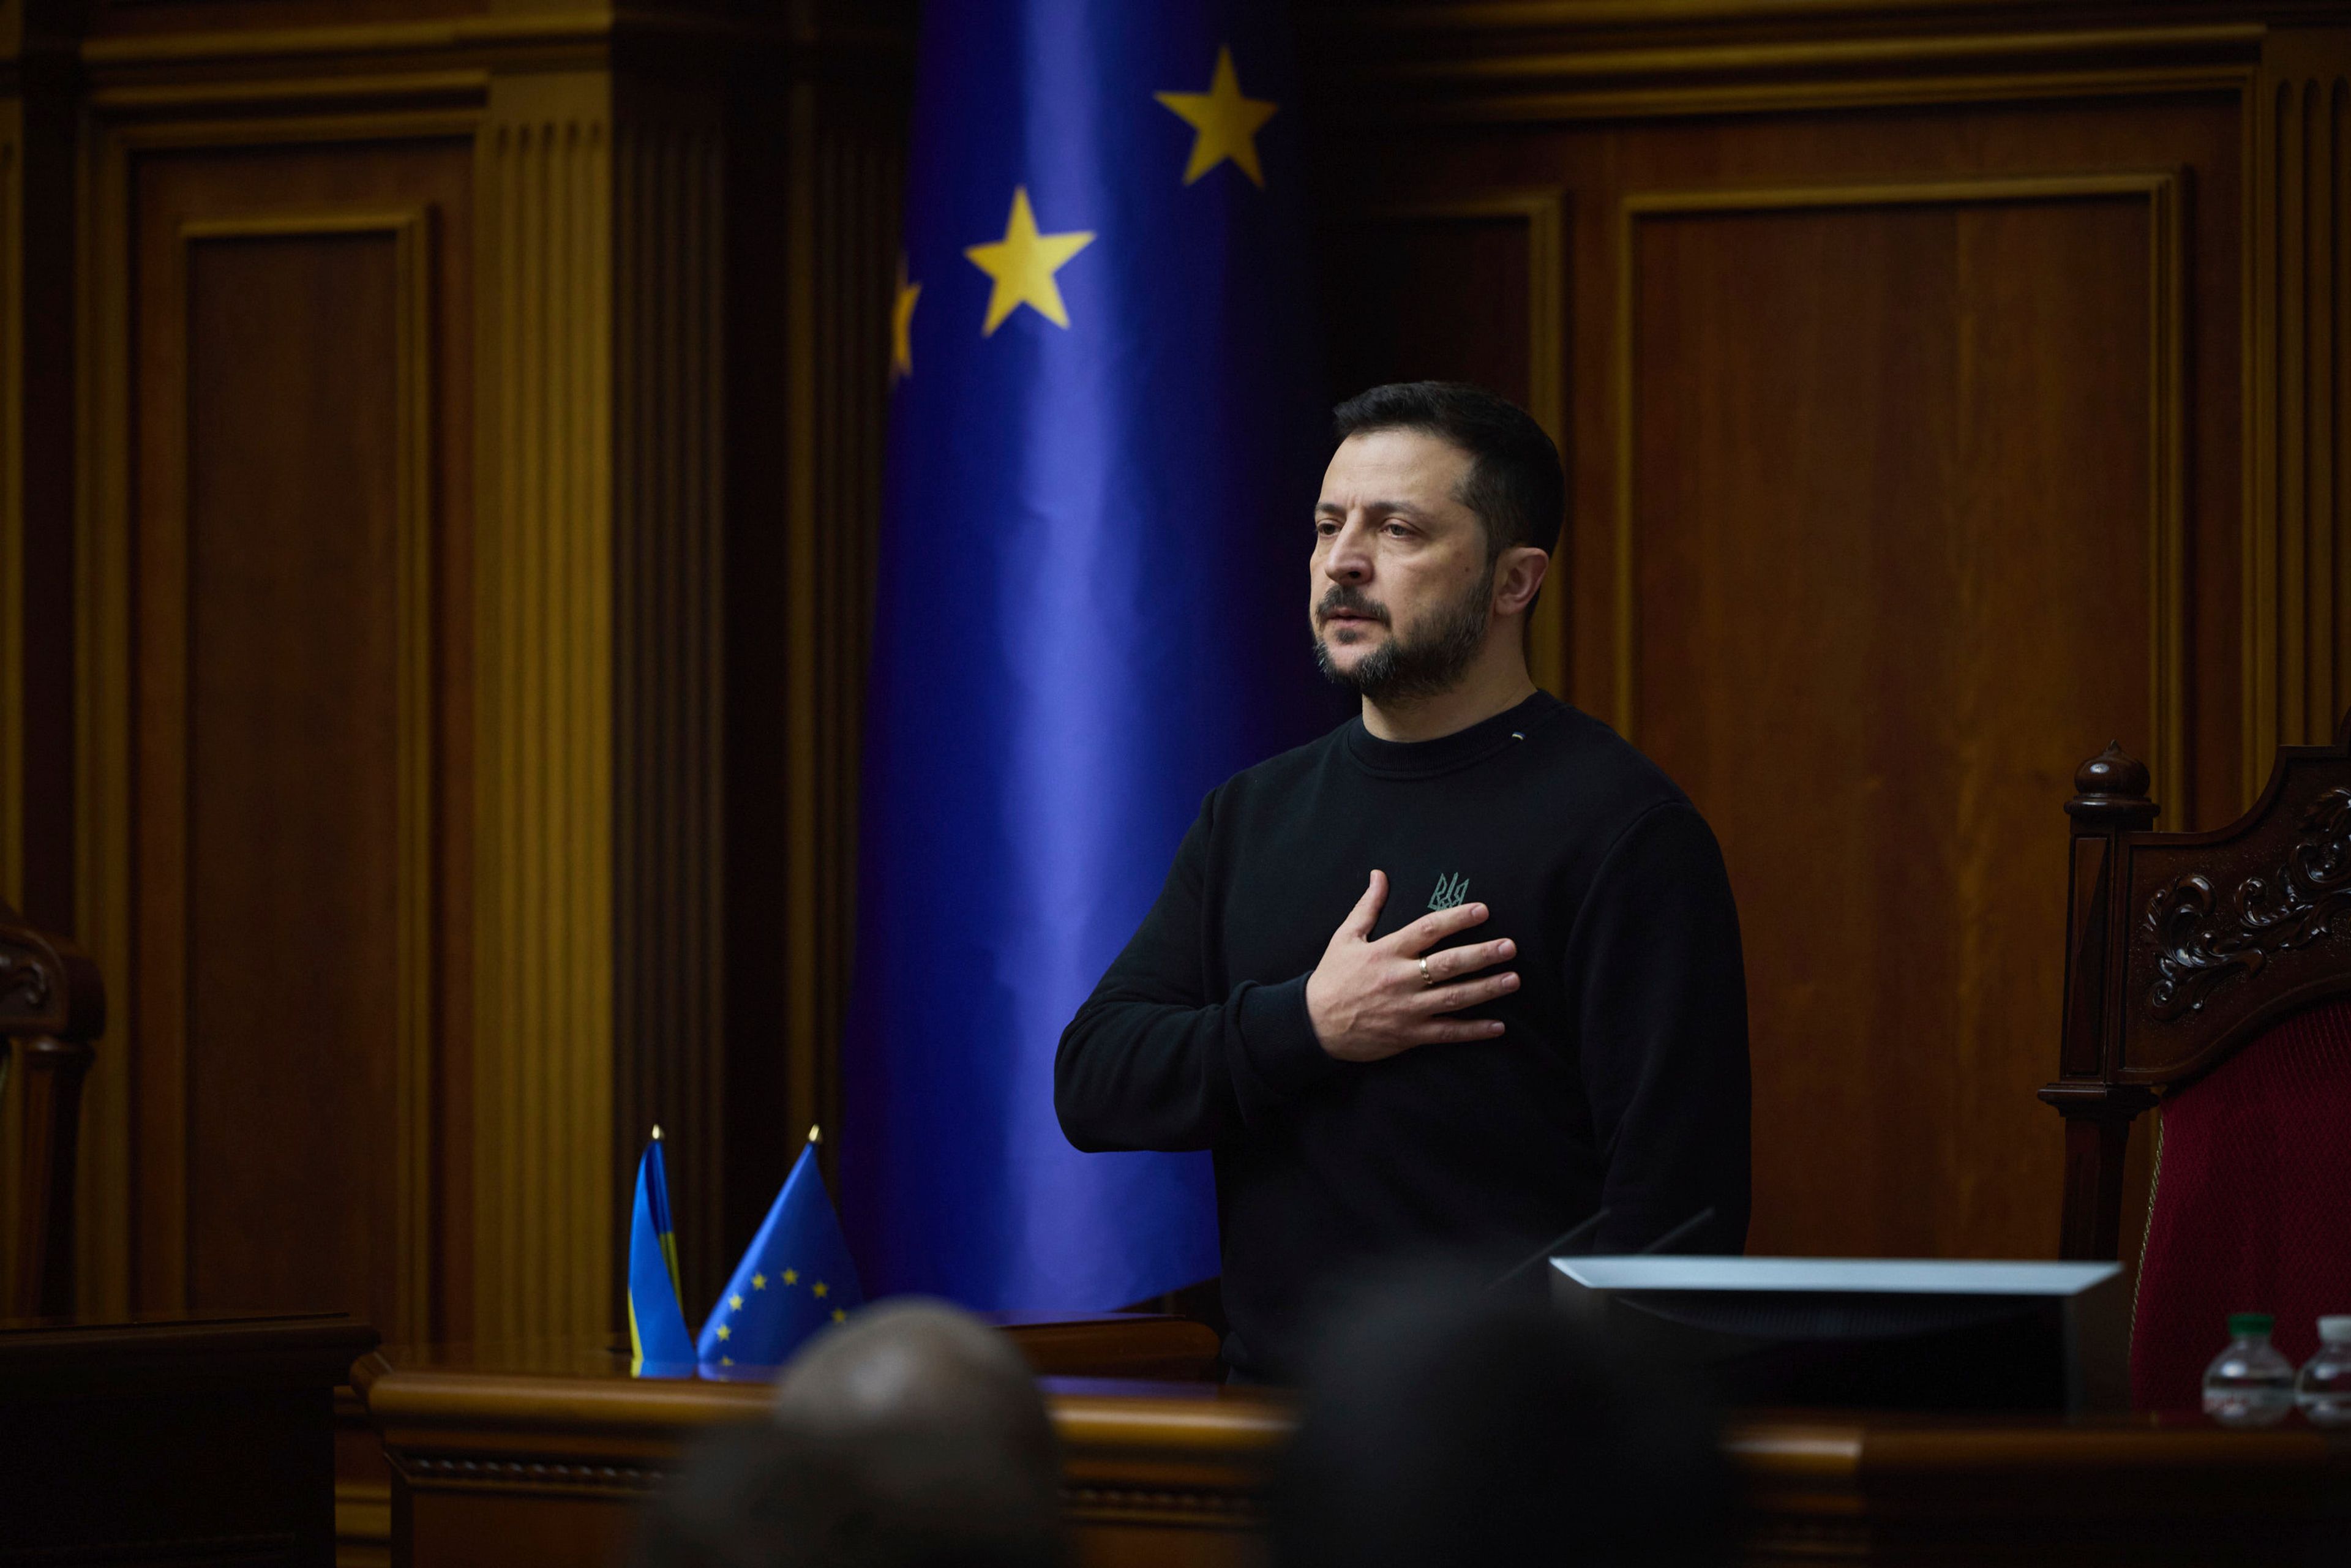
[1299,36,2304,1265]
[1328,214,1539,414]
[0,2,912,1367]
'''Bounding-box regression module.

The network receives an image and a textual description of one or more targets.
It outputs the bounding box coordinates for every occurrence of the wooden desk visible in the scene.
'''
[354,1319,1255,1568]
[0,1310,379,1568]
[356,1331,2351,1568]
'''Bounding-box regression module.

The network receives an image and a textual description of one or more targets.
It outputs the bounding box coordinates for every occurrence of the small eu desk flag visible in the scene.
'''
[842,1,1326,1310]
[626,1130,696,1375]
[697,1129,863,1373]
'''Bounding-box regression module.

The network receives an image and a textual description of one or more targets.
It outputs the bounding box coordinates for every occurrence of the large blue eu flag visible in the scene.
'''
[842,1,1327,1310]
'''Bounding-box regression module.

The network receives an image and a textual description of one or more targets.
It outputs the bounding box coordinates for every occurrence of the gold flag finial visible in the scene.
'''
[652,1124,663,1141]
[808,1125,822,1146]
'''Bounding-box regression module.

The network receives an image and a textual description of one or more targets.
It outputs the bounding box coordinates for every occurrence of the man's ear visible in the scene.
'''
[1491,547,1548,618]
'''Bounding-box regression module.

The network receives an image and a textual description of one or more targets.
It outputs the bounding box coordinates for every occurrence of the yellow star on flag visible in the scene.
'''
[965,187,1095,335]
[716,1324,732,1341]
[812,1281,830,1299]
[721,1356,735,1367]
[892,256,920,380]
[752,1274,767,1290]
[782,1269,798,1285]
[832,1309,846,1322]
[729,1294,744,1311]
[1155,48,1278,187]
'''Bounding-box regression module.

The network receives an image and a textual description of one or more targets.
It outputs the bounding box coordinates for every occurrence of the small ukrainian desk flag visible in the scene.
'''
[626,1128,697,1375]
[697,1128,863,1373]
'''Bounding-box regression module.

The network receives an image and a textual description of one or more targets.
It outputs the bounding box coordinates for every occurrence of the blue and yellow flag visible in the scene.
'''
[697,1130,863,1374]
[841,1,1327,1308]
[626,1131,697,1375]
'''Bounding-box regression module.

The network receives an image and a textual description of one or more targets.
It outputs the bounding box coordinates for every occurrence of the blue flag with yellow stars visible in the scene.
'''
[626,1131,697,1376]
[697,1131,864,1373]
[841,1,1327,1310]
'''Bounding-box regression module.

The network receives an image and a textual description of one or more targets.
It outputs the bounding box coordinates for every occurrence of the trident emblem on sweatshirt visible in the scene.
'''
[1427,872,1470,912]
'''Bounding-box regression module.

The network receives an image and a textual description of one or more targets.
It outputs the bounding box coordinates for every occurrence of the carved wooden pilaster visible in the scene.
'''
[611,92,727,1311]
[475,70,621,1341]
[2246,28,2351,801]
[473,64,731,1338]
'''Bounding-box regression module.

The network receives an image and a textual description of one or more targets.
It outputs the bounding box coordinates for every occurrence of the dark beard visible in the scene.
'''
[1313,576,1492,703]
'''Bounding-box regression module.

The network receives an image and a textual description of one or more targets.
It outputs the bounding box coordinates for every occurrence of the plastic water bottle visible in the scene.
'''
[2203,1312,2297,1427]
[2296,1316,2351,1427]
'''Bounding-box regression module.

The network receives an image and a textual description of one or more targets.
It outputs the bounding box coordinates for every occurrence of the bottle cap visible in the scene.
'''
[2228,1312,2274,1337]
[2320,1316,2351,1343]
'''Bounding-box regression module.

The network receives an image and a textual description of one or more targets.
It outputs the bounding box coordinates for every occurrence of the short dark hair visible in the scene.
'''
[1331,382,1564,560]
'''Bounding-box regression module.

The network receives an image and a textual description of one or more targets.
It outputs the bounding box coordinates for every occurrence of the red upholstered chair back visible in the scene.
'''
[2043,718,2351,1410]
[2128,997,2351,1411]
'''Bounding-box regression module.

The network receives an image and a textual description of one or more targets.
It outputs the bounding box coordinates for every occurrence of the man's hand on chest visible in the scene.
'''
[1303,869,1521,1063]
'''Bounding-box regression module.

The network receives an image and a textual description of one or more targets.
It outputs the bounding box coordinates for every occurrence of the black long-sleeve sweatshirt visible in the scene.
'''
[1054,691,1750,1381]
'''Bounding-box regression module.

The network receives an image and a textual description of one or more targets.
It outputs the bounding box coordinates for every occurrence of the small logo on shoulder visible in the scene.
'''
[1427,872,1470,912]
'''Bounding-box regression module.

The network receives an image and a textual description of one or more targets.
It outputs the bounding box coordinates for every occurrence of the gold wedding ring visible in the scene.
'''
[1420,955,1434,988]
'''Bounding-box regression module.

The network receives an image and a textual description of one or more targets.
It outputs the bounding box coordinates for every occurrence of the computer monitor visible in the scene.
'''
[1551,1256,2129,1412]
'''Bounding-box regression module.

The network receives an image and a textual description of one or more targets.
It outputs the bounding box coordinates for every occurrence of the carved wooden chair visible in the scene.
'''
[0,900,102,1318]
[2042,722,2351,1410]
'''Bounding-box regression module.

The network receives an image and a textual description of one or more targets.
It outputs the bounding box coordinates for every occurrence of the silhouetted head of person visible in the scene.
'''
[770,1299,1057,1472]
[1272,1273,1734,1568]
[632,1300,1065,1568]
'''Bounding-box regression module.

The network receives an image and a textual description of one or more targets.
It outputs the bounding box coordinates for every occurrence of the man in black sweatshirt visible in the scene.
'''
[1055,381,1750,1382]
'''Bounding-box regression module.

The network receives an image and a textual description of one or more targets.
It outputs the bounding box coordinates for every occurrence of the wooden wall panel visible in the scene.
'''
[179,230,407,1319]
[1306,23,2254,1266]
[1628,189,2162,1259]
[108,137,474,1338]
[1325,212,1539,413]
[2246,28,2351,793]
[1319,195,1572,696]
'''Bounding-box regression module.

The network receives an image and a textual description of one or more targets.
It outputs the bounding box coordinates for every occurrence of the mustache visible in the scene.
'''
[1315,586,1390,625]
